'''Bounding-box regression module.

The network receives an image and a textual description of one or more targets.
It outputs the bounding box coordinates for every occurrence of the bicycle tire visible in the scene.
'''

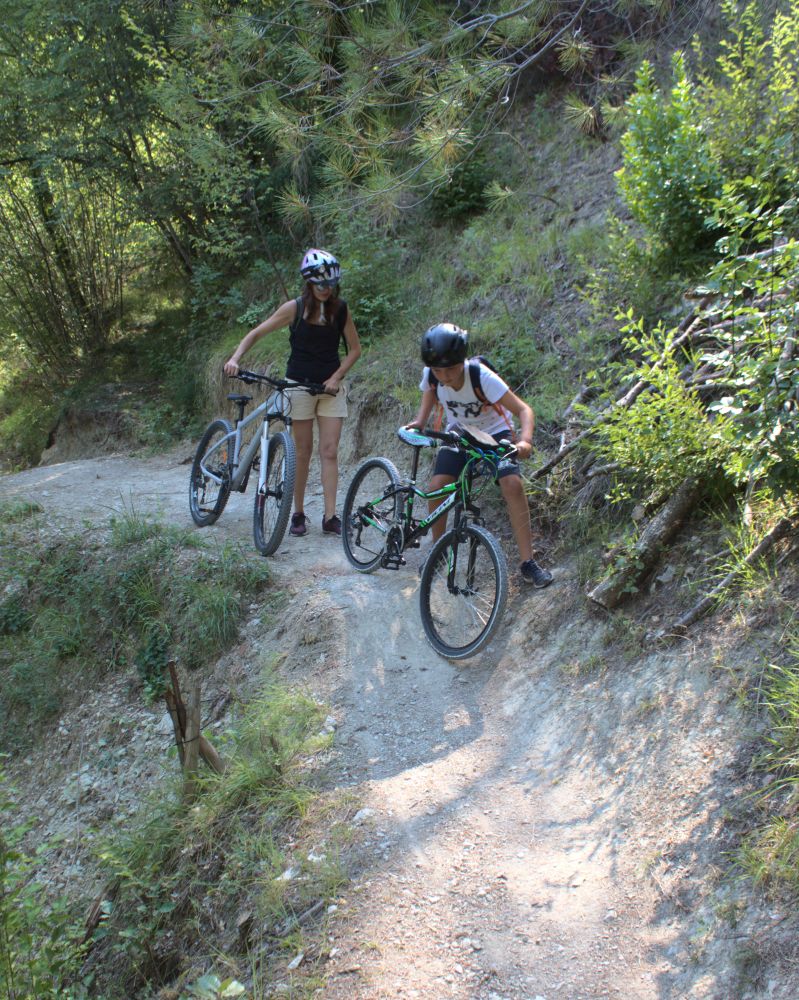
[419,523,509,660]
[253,430,296,555]
[189,419,233,527]
[342,457,401,572]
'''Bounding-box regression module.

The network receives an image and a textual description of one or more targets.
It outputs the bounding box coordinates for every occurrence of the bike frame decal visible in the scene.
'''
[417,489,458,530]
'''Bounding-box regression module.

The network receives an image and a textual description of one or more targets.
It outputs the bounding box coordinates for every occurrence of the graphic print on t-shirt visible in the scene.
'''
[419,363,514,438]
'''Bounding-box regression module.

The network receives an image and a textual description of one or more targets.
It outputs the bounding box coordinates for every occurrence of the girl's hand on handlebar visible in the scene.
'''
[224,357,241,376]
[514,440,532,460]
[322,375,341,395]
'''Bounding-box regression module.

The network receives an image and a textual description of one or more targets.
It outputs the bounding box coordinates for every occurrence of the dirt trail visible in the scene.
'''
[2,446,794,1000]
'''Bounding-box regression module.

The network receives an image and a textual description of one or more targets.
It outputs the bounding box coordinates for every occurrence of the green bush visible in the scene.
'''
[616,54,722,261]
[699,0,799,209]
[593,314,734,501]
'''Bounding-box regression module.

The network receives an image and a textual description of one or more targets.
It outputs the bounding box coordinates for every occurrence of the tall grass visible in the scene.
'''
[90,671,342,998]
[0,510,272,750]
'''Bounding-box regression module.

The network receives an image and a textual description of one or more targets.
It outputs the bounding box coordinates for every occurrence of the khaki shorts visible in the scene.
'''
[286,384,348,421]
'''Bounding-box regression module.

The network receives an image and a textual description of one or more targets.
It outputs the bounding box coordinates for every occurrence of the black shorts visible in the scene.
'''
[432,429,520,481]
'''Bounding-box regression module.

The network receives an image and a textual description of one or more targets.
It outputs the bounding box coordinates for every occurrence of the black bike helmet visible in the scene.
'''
[420,323,468,367]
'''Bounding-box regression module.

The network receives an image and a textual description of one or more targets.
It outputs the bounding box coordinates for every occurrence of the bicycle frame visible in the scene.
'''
[199,387,291,495]
[372,434,507,563]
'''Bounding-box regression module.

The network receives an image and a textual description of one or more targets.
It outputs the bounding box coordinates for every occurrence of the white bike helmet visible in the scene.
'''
[300,248,341,286]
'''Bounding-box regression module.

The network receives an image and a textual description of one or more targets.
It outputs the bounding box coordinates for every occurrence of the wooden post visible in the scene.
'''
[163,661,226,778]
[183,673,202,801]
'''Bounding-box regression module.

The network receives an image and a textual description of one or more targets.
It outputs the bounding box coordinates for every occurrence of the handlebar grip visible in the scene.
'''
[422,428,459,444]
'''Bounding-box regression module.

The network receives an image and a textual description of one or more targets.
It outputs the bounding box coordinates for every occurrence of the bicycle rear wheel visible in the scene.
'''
[342,457,401,572]
[189,419,233,527]
[253,429,296,555]
[419,523,508,659]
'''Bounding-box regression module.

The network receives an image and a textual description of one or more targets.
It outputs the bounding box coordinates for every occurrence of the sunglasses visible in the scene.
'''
[312,278,338,289]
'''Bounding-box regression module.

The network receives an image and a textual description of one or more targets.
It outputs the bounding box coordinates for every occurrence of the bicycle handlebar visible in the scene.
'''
[398,424,517,458]
[233,369,336,395]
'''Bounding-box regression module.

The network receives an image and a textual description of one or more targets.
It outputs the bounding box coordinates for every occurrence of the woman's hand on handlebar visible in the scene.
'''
[514,440,532,461]
[322,374,341,395]
[224,357,241,377]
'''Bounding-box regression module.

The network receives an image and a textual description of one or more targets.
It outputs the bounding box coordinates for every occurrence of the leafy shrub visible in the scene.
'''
[593,314,734,501]
[0,389,58,472]
[698,0,799,209]
[616,55,722,261]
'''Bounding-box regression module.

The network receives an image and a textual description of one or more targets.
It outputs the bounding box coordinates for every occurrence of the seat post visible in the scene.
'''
[410,445,421,483]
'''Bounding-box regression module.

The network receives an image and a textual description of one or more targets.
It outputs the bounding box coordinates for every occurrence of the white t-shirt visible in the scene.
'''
[420,361,514,437]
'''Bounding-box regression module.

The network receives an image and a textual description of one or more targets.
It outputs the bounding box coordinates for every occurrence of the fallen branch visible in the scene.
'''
[587,477,703,610]
[671,515,797,632]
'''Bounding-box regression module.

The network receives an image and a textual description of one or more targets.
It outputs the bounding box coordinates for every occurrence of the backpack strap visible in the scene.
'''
[467,359,515,438]
[289,296,303,335]
[467,359,486,402]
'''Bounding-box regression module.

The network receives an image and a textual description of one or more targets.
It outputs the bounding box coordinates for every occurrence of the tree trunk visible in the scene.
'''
[587,477,703,610]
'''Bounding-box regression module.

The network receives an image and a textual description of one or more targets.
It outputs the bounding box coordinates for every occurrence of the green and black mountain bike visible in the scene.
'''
[342,424,511,659]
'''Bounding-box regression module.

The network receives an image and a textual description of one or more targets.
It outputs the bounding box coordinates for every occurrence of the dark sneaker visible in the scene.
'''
[289,511,307,537]
[322,514,342,536]
[520,559,553,588]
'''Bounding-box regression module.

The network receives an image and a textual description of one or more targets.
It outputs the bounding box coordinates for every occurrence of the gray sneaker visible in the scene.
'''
[520,559,553,588]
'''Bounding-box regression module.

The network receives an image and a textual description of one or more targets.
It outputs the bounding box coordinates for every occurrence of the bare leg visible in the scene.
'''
[499,474,534,563]
[317,415,344,519]
[292,418,314,512]
[428,473,456,542]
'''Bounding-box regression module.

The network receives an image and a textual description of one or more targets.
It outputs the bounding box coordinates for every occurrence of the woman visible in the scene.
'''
[224,249,361,536]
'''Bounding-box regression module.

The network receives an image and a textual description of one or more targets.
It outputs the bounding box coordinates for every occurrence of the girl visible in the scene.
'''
[224,249,361,536]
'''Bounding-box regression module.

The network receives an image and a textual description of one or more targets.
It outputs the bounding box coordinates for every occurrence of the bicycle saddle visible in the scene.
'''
[456,423,501,449]
[397,426,437,448]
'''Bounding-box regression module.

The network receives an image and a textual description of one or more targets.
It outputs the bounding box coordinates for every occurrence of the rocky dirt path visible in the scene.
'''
[2,446,794,1000]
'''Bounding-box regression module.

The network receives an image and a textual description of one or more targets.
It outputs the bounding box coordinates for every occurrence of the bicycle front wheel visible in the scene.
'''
[342,457,401,572]
[253,429,296,555]
[419,524,509,660]
[189,419,233,527]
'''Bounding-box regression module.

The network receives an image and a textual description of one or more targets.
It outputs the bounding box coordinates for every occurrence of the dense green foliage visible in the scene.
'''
[0,0,682,395]
[590,0,799,510]
[617,54,722,260]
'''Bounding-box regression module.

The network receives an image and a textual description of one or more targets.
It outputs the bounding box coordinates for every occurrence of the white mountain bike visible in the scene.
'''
[189,369,331,555]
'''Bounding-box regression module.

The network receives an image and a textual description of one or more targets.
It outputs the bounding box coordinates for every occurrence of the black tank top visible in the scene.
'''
[286,299,348,383]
